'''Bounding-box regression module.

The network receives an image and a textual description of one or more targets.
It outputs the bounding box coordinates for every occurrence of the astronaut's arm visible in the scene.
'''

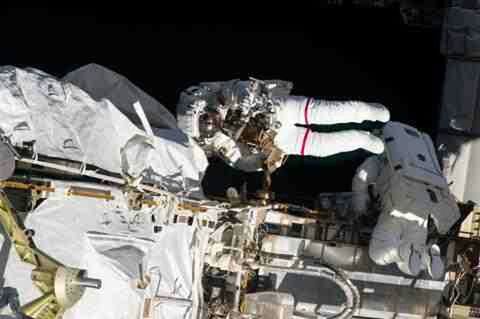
[209,132,264,172]
[351,155,382,215]
[232,154,265,172]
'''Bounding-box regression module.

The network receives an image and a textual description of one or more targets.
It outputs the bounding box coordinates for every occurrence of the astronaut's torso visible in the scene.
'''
[177,79,293,172]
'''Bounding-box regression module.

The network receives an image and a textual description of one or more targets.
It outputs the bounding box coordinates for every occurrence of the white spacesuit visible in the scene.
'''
[352,121,460,279]
[177,78,390,173]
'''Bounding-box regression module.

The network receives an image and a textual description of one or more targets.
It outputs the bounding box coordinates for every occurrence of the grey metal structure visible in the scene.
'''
[260,225,445,318]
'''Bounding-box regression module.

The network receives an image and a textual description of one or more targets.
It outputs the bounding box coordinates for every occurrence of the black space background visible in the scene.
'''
[0,8,446,205]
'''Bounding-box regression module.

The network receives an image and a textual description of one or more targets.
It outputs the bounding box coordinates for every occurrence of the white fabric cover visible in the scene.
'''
[1,192,207,319]
[63,63,178,130]
[0,65,212,318]
[0,66,208,195]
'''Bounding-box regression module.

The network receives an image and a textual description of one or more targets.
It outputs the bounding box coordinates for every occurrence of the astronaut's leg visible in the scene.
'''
[370,211,444,278]
[275,96,390,126]
[307,100,390,125]
[397,224,444,279]
[274,127,385,157]
[369,215,427,277]
[369,213,404,267]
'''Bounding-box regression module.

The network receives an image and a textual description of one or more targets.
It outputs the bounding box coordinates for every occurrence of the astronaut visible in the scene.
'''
[177,78,390,173]
[352,121,460,279]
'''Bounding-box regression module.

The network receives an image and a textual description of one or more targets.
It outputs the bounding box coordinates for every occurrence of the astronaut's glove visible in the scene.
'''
[207,132,266,172]
[210,131,242,166]
[229,80,260,115]
[273,96,390,157]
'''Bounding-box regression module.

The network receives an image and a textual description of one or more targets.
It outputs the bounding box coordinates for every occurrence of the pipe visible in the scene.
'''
[73,276,102,289]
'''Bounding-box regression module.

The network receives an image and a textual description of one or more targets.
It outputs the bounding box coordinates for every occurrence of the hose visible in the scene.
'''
[316,263,361,319]
[259,263,360,319]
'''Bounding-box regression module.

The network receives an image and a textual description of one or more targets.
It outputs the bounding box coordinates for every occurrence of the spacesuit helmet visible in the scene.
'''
[220,79,262,110]
[199,110,222,139]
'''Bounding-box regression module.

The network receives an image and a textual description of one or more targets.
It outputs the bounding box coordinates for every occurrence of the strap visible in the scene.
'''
[300,98,312,156]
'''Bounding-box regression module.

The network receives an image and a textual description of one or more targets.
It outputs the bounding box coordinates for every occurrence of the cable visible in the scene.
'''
[449,271,467,317]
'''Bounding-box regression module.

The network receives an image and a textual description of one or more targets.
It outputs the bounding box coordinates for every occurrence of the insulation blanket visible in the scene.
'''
[63,63,178,130]
[0,65,211,318]
[0,66,208,195]
[1,194,207,319]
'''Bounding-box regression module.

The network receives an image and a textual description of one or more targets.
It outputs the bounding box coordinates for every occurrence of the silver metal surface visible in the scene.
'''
[73,275,102,289]
[261,236,445,318]
[154,295,192,307]
[54,268,86,309]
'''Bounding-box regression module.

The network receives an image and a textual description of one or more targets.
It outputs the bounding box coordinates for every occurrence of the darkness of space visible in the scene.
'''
[0,9,446,204]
